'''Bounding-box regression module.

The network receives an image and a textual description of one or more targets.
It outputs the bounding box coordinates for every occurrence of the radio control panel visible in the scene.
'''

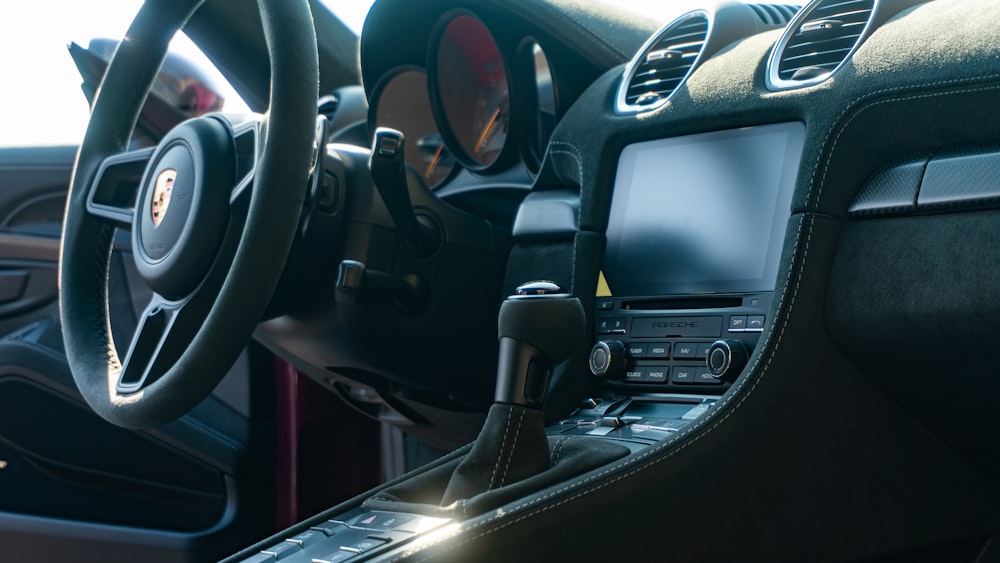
[591,293,772,392]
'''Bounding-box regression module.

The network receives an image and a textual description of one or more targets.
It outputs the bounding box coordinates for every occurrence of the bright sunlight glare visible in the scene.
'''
[0,0,376,148]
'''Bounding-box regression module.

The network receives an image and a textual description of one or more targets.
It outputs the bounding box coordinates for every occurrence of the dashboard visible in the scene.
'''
[347,0,812,417]
[229,0,1000,561]
[358,0,656,215]
[261,0,1000,458]
[370,14,561,185]
[255,0,1000,445]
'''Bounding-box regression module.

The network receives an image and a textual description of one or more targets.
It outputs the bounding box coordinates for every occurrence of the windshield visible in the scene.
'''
[0,0,249,147]
[321,0,803,37]
[321,0,376,35]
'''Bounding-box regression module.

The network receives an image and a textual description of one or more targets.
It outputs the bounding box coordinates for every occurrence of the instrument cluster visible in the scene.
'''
[368,10,558,189]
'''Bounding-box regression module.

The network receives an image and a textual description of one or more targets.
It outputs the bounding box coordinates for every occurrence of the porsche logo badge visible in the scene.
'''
[151,169,176,226]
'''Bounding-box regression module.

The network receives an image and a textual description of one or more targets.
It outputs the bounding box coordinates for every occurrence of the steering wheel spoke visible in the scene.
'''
[118,295,186,393]
[84,148,155,229]
[60,0,318,429]
[213,113,264,201]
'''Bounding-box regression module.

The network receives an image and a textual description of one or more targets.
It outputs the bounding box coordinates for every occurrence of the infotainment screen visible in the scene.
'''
[603,122,805,297]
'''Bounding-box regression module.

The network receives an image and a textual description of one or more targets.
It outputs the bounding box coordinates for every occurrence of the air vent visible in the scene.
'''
[746,4,801,27]
[767,0,877,90]
[615,11,710,115]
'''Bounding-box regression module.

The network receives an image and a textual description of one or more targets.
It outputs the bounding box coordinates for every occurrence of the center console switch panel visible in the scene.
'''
[591,293,770,392]
[549,395,718,446]
[237,509,449,563]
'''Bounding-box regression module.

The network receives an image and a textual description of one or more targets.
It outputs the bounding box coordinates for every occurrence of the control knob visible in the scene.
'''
[706,339,749,383]
[589,340,626,380]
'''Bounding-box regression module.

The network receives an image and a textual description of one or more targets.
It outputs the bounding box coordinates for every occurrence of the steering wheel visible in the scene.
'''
[59,0,318,429]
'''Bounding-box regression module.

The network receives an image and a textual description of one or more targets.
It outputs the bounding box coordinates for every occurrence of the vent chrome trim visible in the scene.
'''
[767,0,879,90]
[614,10,712,116]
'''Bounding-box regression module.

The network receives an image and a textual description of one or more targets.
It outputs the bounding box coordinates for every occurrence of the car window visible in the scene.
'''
[0,0,249,148]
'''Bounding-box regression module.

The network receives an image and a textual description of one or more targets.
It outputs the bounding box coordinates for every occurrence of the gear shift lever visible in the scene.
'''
[495,281,586,408]
[441,281,585,504]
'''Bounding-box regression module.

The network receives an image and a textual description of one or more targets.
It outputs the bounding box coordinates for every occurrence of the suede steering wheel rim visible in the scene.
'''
[59,0,318,429]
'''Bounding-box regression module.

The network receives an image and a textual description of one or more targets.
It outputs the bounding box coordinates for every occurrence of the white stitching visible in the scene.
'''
[548,142,585,186]
[400,215,814,563]
[548,142,584,293]
[498,407,526,488]
[550,436,572,465]
[397,216,816,563]
[805,75,1000,209]
[396,75,1000,563]
[549,151,584,185]
[488,407,515,490]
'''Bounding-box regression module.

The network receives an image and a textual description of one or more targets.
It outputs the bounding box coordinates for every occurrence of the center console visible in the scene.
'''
[229,122,806,562]
[549,122,806,444]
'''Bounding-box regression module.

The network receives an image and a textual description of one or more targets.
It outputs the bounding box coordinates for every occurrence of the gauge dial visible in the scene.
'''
[434,14,510,168]
[373,69,457,188]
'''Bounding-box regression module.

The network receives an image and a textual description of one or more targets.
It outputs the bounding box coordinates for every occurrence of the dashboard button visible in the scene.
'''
[600,416,624,428]
[729,316,748,332]
[287,530,325,548]
[673,343,697,359]
[624,368,645,382]
[312,550,356,563]
[597,299,614,311]
[342,536,389,554]
[372,514,415,531]
[671,366,696,384]
[695,367,722,385]
[747,315,765,331]
[627,343,647,358]
[597,317,626,334]
[644,367,668,383]
[394,515,450,534]
[261,541,301,560]
[696,342,712,359]
[647,343,670,358]
[311,521,348,537]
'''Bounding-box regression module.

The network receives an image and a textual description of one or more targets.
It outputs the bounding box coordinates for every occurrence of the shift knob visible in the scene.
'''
[494,281,585,408]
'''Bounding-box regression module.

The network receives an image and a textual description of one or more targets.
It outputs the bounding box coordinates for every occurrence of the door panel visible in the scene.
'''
[0,146,68,336]
[0,146,279,560]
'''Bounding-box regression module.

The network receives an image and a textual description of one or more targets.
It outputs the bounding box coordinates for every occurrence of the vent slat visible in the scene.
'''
[811,8,872,22]
[627,82,682,96]
[813,0,871,16]
[783,33,864,54]
[661,33,709,46]
[628,72,693,91]
[769,0,875,88]
[780,48,854,67]
[633,62,696,81]
[617,12,709,112]
[782,44,856,60]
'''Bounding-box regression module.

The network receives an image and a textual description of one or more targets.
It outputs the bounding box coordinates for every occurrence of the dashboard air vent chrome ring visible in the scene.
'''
[615,11,710,116]
[767,0,878,90]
